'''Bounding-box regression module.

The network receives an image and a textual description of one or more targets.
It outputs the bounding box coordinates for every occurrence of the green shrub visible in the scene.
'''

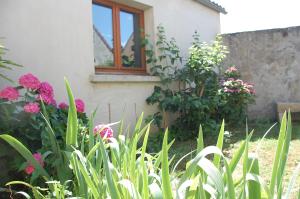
[0,74,88,184]
[146,26,255,140]
[1,78,299,199]
[218,67,255,125]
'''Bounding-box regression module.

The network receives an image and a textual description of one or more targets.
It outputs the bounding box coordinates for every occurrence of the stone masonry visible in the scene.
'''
[222,26,300,120]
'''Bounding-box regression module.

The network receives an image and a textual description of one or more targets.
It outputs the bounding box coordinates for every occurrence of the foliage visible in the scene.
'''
[0,42,21,82]
[146,26,255,140]
[218,67,255,125]
[0,79,298,198]
[0,74,88,184]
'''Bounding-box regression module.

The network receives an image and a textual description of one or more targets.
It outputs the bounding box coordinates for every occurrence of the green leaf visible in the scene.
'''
[213,120,224,168]
[65,78,78,148]
[161,129,173,199]
[247,154,261,199]
[0,135,50,179]
[141,124,150,199]
[75,155,100,198]
[270,112,287,197]
[99,136,120,199]
[196,124,204,153]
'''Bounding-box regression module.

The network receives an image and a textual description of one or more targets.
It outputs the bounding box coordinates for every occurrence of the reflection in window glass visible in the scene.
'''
[93,4,114,67]
[120,10,141,67]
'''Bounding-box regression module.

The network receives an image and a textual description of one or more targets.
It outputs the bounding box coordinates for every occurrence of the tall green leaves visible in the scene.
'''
[0,42,22,82]
[213,120,224,168]
[161,129,173,199]
[270,112,292,198]
[65,78,78,148]
[3,81,298,199]
[0,134,50,179]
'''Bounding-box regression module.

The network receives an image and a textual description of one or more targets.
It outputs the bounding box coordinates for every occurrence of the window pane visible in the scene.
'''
[120,10,142,68]
[92,4,114,67]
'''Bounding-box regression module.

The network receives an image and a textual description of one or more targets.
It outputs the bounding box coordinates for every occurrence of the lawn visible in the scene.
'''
[169,120,300,197]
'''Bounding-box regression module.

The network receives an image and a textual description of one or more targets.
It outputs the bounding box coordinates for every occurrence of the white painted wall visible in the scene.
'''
[0,0,220,128]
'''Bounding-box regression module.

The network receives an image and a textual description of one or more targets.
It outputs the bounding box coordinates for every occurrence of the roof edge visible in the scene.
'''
[195,0,227,14]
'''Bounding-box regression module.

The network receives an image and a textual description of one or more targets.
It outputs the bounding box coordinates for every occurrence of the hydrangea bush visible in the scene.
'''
[0,73,88,184]
[218,66,255,124]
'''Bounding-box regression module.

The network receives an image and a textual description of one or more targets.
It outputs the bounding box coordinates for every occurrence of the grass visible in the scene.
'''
[169,120,300,197]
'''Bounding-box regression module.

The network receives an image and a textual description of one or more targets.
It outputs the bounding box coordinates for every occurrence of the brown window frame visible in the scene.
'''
[93,0,146,74]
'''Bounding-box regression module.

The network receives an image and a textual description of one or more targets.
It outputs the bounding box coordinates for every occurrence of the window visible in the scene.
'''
[92,0,146,74]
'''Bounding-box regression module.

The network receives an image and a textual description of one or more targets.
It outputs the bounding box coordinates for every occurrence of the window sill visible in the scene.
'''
[89,74,161,83]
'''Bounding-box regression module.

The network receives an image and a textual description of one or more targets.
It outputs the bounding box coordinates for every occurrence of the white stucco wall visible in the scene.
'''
[0,0,221,128]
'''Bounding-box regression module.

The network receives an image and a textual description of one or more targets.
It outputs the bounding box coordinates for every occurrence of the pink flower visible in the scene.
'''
[18,73,40,89]
[37,93,54,105]
[0,86,19,101]
[25,153,44,175]
[226,66,238,73]
[75,99,85,113]
[224,88,235,93]
[25,165,34,174]
[244,83,255,94]
[24,102,40,113]
[93,124,113,139]
[59,102,68,110]
[37,82,55,105]
[38,82,54,97]
[51,98,57,107]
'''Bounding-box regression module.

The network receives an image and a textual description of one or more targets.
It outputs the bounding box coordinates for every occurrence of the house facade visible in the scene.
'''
[0,0,225,126]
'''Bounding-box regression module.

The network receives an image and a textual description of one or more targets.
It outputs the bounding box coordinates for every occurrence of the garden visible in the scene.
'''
[0,28,300,198]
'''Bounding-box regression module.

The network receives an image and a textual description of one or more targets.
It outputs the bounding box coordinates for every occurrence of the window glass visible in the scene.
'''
[92,4,114,67]
[120,10,142,68]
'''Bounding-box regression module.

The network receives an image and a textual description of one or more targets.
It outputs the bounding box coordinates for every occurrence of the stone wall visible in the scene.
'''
[222,26,300,120]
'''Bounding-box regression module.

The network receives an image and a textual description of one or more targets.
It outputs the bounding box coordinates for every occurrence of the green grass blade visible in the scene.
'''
[247,154,261,199]
[198,158,224,197]
[88,108,98,152]
[213,120,224,168]
[0,134,50,179]
[6,181,46,199]
[270,112,287,197]
[134,113,144,135]
[284,161,300,199]
[277,111,292,197]
[224,160,236,199]
[197,124,204,153]
[141,124,150,199]
[65,78,78,148]
[229,131,253,173]
[161,129,173,199]
[75,157,100,198]
[246,173,270,198]
[99,136,120,199]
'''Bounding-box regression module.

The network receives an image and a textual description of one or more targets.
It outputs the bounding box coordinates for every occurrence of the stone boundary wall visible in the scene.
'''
[222,26,300,120]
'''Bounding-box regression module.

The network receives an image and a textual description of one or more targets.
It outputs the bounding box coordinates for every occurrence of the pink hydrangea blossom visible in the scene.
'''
[93,124,113,139]
[37,93,54,105]
[37,82,55,105]
[244,83,255,94]
[18,73,40,89]
[0,86,19,101]
[51,98,57,107]
[58,102,68,110]
[24,102,40,113]
[38,82,54,97]
[75,99,85,113]
[226,66,238,73]
[25,153,44,175]
[224,88,235,93]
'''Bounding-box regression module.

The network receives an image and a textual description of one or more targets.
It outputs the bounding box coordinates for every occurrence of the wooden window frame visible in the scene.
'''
[93,0,146,74]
